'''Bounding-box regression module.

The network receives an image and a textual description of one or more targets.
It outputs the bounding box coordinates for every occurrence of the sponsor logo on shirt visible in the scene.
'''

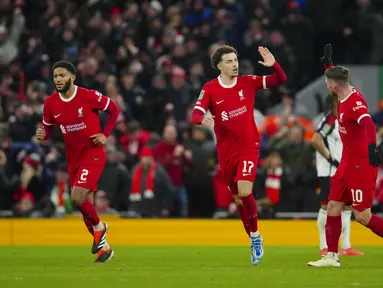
[220,106,248,121]
[221,111,228,121]
[229,105,247,118]
[339,125,347,134]
[60,122,87,134]
[352,101,366,111]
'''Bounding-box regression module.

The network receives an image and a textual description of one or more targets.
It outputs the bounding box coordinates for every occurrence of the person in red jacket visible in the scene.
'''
[153,124,192,217]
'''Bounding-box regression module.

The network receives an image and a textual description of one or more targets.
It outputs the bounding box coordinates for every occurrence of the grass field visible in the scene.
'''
[1,246,382,288]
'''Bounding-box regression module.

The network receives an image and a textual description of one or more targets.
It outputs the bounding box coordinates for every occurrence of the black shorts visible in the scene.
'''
[318,176,330,204]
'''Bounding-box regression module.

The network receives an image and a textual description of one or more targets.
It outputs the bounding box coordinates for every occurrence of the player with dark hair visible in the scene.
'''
[36,61,120,262]
[308,45,383,267]
[312,94,364,256]
[191,45,287,265]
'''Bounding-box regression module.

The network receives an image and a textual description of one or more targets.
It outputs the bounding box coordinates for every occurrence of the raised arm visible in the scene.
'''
[321,43,334,70]
[252,47,287,89]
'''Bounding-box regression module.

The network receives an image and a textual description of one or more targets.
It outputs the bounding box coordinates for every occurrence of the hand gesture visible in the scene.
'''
[36,126,46,141]
[258,46,275,67]
[184,149,192,160]
[174,145,185,157]
[321,43,333,66]
[202,116,214,128]
[90,133,107,147]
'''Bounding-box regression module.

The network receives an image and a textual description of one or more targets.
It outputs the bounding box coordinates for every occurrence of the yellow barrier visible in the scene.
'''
[1,218,382,246]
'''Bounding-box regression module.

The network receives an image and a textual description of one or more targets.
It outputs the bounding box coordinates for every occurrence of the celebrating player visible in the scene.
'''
[312,94,364,256]
[308,44,383,267]
[191,45,287,265]
[36,61,120,262]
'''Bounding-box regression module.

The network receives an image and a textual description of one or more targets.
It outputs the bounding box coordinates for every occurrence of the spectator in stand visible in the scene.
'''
[268,123,316,212]
[128,147,175,218]
[256,151,283,218]
[98,145,130,211]
[154,124,192,217]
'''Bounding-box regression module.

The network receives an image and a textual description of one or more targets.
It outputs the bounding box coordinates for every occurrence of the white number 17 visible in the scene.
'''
[242,161,254,174]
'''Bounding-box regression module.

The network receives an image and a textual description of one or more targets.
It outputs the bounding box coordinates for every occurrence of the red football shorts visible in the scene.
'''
[220,150,260,195]
[69,163,105,192]
[329,164,378,211]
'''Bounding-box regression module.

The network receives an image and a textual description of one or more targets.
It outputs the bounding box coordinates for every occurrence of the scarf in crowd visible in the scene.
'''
[130,162,156,202]
[265,167,282,205]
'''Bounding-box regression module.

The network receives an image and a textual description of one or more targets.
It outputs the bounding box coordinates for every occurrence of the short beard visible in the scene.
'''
[55,79,72,94]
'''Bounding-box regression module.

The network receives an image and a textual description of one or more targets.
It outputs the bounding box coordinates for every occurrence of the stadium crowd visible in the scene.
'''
[1,0,383,218]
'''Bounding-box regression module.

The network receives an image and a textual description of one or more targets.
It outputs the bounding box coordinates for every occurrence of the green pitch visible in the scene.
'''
[0,246,382,288]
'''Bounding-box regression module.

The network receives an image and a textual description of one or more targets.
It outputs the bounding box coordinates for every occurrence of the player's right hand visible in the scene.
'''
[36,126,46,141]
[368,144,382,167]
[321,43,333,66]
[202,116,214,128]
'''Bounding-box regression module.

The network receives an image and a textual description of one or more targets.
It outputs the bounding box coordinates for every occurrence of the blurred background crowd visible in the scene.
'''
[2,0,383,219]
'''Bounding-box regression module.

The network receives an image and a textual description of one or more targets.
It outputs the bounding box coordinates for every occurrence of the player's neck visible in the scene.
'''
[61,85,76,98]
[220,74,236,86]
[337,85,353,102]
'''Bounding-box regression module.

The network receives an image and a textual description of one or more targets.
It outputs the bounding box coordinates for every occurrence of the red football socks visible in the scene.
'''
[325,215,342,253]
[236,205,250,236]
[240,194,258,233]
[83,217,94,235]
[367,214,383,237]
[77,200,100,227]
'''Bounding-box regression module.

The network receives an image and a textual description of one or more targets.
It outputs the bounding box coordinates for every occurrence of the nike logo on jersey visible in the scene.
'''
[216,100,224,104]
[54,114,61,118]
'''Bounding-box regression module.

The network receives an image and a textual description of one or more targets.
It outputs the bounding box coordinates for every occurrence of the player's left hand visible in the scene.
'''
[90,133,107,147]
[368,144,382,167]
[258,46,275,67]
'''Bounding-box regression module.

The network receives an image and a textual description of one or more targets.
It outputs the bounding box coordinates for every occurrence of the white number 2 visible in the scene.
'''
[242,161,254,174]
[351,189,363,203]
[80,169,89,181]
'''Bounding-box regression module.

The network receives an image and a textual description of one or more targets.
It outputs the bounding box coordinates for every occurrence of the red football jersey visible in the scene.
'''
[43,86,110,169]
[194,75,266,161]
[337,88,371,166]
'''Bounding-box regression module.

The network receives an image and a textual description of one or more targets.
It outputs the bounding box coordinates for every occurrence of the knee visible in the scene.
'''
[237,180,253,197]
[327,201,342,215]
[353,210,371,226]
[71,191,85,205]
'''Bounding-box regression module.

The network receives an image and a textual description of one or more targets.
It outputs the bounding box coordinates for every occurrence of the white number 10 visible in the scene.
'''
[242,161,254,174]
[351,189,363,203]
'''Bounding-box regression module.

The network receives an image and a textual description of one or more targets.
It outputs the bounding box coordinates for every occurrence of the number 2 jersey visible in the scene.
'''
[43,86,111,170]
